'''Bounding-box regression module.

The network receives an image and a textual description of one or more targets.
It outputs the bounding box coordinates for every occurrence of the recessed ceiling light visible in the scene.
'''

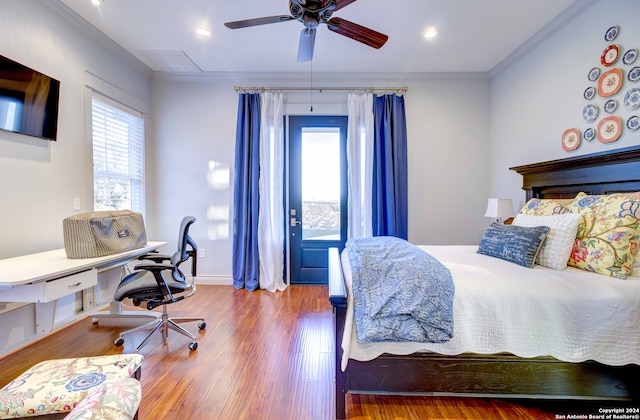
[91,0,102,6]
[424,28,438,39]
[196,27,211,38]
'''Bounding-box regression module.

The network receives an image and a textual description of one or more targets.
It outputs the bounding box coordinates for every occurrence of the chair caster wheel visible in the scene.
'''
[114,337,124,347]
[198,322,206,330]
[189,342,198,351]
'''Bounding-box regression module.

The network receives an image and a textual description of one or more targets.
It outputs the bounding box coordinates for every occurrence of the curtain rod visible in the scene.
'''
[234,86,408,94]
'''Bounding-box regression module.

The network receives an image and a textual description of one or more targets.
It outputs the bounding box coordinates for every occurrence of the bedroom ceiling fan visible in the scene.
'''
[224,0,389,63]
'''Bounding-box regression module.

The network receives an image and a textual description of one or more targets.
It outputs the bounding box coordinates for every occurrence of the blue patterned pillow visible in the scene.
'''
[477,222,550,268]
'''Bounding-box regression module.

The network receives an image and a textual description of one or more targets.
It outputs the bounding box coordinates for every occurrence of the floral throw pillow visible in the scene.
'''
[519,198,573,216]
[568,192,640,279]
[63,378,141,420]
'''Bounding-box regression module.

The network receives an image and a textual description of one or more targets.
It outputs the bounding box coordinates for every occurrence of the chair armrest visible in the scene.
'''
[134,263,175,272]
[137,252,171,263]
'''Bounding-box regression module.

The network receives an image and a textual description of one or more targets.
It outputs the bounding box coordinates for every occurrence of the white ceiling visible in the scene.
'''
[56,0,583,74]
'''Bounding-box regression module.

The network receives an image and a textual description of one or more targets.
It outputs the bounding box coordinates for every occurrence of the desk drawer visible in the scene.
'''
[0,269,97,303]
[44,269,97,302]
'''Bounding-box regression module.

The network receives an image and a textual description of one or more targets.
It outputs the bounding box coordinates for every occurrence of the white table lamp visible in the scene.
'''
[485,198,515,224]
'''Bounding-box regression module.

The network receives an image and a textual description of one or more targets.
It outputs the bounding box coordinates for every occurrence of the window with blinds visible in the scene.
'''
[91,95,145,214]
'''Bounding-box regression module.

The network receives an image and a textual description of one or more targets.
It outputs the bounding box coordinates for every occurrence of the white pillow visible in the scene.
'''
[512,213,582,270]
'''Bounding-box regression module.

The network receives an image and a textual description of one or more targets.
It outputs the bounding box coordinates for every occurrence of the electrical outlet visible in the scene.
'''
[200,248,206,258]
[73,198,81,211]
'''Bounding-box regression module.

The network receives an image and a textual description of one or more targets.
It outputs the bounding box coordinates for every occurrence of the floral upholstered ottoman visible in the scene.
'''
[0,354,143,419]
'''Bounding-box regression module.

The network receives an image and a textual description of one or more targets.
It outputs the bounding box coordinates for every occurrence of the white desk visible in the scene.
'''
[0,242,165,333]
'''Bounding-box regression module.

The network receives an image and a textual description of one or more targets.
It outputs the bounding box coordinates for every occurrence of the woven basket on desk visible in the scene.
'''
[63,210,147,259]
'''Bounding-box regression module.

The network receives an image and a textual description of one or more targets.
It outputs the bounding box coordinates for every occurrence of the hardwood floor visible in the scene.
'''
[0,285,622,419]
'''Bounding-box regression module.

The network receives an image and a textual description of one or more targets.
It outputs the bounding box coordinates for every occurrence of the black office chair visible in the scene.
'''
[113,216,206,351]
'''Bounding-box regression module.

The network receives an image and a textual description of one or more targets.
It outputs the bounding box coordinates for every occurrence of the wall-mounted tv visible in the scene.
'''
[0,55,60,141]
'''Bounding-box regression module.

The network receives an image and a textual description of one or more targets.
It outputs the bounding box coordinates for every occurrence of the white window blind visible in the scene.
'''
[92,95,145,214]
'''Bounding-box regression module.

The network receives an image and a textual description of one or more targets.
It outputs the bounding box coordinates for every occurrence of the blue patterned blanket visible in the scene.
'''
[346,237,455,343]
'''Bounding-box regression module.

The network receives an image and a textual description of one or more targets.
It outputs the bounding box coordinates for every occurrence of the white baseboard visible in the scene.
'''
[195,275,233,286]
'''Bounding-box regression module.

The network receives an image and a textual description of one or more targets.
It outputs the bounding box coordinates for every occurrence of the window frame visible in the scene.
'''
[84,72,149,219]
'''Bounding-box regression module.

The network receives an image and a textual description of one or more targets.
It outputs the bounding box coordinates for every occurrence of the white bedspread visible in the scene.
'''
[341,245,640,371]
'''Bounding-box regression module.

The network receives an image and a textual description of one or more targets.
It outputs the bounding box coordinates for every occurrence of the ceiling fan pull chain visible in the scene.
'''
[310,60,314,112]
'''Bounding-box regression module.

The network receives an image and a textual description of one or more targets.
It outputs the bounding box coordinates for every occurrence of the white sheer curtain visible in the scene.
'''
[347,92,374,239]
[258,92,287,292]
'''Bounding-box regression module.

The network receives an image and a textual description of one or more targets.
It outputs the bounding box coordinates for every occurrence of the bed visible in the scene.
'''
[328,145,640,419]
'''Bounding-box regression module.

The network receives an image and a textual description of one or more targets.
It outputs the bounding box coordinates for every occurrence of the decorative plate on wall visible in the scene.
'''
[624,88,640,110]
[604,99,618,113]
[628,66,640,83]
[601,45,620,67]
[583,86,596,100]
[588,67,601,81]
[597,116,622,143]
[582,104,599,122]
[562,128,581,151]
[598,68,623,97]
[623,48,638,65]
[584,127,595,141]
[627,115,640,131]
[604,25,619,42]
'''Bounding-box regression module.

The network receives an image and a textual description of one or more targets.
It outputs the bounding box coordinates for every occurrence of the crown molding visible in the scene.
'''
[489,0,601,78]
[151,71,489,84]
[43,0,151,77]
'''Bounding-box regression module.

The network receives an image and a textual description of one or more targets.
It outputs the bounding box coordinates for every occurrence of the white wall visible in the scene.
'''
[406,76,491,245]
[490,0,640,210]
[149,78,239,282]
[150,72,492,283]
[0,1,152,258]
[0,0,151,356]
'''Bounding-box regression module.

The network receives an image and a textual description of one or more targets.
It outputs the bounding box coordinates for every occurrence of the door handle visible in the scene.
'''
[290,217,302,227]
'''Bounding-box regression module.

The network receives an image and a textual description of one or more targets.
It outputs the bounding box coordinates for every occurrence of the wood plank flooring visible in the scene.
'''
[0,285,625,419]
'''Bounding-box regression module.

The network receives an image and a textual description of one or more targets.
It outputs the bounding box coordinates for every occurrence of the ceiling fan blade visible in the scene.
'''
[333,0,359,11]
[224,15,294,29]
[327,17,388,49]
[297,27,317,62]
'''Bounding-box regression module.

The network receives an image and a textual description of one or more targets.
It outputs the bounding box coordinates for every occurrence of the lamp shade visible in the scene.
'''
[484,198,515,220]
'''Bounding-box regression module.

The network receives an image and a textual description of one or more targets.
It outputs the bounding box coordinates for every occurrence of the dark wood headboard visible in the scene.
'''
[510,145,640,200]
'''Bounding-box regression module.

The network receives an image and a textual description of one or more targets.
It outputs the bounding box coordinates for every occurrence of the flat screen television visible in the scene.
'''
[0,55,60,141]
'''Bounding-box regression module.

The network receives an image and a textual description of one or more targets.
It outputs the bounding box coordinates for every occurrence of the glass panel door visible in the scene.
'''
[289,116,347,284]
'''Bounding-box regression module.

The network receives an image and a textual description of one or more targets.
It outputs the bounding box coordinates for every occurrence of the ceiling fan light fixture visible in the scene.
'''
[196,27,211,38]
[424,27,438,39]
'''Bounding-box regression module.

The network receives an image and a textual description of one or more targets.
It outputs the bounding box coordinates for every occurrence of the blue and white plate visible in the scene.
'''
[624,88,640,110]
[584,127,595,141]
[628,66,640,83]
[627,116,640,131]
[583,86,596,100]
[604,25,619,42]
[582,104,599,122]
[604,99,618,114]
[623,49,638,65]
[588,67,600,81]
